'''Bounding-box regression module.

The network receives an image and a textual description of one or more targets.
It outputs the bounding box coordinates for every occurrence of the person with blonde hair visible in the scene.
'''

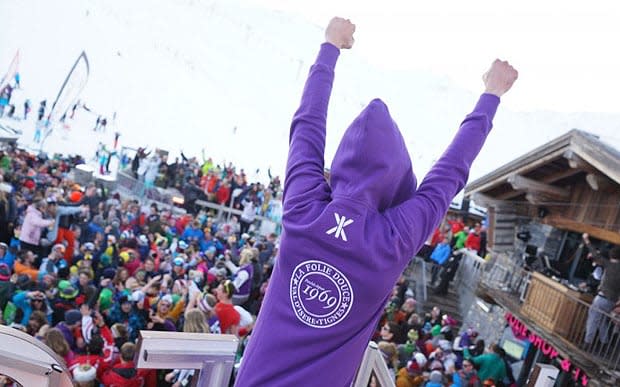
[378,341,399,379]
[183,308,210,333]
[164,309,211,386]
[224,248,255,305]
[214,280,240,335]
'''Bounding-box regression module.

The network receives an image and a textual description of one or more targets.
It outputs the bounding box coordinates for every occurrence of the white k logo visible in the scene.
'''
[326,212,354,242]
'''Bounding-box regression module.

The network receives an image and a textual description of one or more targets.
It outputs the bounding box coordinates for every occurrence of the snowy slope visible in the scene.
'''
[1,0,619,184]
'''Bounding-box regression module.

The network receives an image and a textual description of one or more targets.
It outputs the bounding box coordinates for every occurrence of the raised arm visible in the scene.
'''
[283,17,355,209]
[387,60,518,256]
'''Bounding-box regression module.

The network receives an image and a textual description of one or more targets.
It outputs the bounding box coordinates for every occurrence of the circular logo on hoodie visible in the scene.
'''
[290,260,354,329]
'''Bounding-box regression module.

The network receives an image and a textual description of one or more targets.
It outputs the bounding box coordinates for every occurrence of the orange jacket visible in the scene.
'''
[13,261,39,281]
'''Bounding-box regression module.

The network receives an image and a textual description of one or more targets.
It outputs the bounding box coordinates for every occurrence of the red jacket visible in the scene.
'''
[465,232,481,253]
[101,361,156,387]
[448,219,464,234]
[216,184,231,205]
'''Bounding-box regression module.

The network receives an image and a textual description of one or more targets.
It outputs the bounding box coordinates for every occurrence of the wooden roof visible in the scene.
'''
[465,129,620,198]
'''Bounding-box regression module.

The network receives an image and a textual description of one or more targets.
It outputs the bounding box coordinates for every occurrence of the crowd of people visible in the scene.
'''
[0,71,514,387]
[0,143,282,386]
[371,287,514,387]
[127,147,283,229]
[0,141,513,387]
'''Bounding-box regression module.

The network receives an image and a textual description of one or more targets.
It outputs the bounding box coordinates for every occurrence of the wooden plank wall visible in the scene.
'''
[560,181,620,232]
[490,207,518,251]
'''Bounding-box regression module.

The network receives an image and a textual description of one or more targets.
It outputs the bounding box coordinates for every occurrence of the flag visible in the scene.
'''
[0,50,19,92]
[40,52,89,149]
[47,51,89,124]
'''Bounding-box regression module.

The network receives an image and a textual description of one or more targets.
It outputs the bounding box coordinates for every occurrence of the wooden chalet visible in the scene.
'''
[461,129,620,386]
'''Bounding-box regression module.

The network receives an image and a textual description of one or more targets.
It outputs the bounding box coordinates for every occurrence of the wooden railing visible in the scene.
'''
[478,252,620,374]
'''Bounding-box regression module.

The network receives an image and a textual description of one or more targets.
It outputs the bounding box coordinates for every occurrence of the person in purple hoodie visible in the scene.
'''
[235,17,518,387]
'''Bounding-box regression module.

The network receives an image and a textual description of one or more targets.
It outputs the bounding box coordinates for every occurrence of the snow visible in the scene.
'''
[2,0,620,185]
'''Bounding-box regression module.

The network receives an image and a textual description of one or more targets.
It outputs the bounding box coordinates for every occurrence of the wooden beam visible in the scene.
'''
[563,150,590,169]
[542,214,620,245]
[471,193,513,210]
[496,189,523,201]
[466,148,568,197]
[507,174,570,200]
[525,192,570,205]
[541,168,584,184]
[585,173,613,192]
[498,168,584,201]
[571,133,620,185]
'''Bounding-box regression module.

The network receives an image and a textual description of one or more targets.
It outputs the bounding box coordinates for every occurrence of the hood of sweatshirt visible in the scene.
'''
[330,99,416,211]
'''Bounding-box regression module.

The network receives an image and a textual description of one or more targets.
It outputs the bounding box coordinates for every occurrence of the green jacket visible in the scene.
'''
[0,155,10,172]
[454,231,468,250]
[464,349,507,383]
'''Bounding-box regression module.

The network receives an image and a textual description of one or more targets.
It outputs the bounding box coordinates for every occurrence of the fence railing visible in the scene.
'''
[116,170,175,205]
[478,252,620,374]
[454,249,487,291]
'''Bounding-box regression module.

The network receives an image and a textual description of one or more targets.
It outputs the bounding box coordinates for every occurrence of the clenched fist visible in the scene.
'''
[483,59,518,97]
[325,17,356,49]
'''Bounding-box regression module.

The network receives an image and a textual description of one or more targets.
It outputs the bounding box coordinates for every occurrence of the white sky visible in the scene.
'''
[2,0,620,183]
[249,0,620,113]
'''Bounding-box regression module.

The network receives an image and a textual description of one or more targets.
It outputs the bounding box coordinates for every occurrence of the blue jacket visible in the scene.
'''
[431,243,451,265]
[0,238,19,269]
[182,227,204,243]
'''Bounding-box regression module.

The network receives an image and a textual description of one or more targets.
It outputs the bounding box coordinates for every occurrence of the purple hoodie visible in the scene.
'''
[235,43,499,386]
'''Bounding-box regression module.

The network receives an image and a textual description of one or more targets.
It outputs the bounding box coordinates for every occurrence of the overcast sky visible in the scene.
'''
[249,0,620,113]
[2,0,619,182]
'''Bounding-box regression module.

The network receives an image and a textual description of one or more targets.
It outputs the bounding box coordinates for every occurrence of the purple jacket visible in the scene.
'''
[56,322,77,351]
[235,43,500,386]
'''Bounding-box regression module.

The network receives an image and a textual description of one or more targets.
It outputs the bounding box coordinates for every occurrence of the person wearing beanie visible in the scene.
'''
[396,353,427,387]
[72,363,97,386]
[69,311,115,382]
[51,280,79,325]
[0,243,14,269]
[39,244,67,278]
[98,287,114,312]
[188,291,221,334]
[146,294,176,331]
[56,309,82,351]
[426,370,445,387]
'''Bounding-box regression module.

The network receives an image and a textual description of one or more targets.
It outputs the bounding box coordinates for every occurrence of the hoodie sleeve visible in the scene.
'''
[283,43,339,209]
[386,94,500,257]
